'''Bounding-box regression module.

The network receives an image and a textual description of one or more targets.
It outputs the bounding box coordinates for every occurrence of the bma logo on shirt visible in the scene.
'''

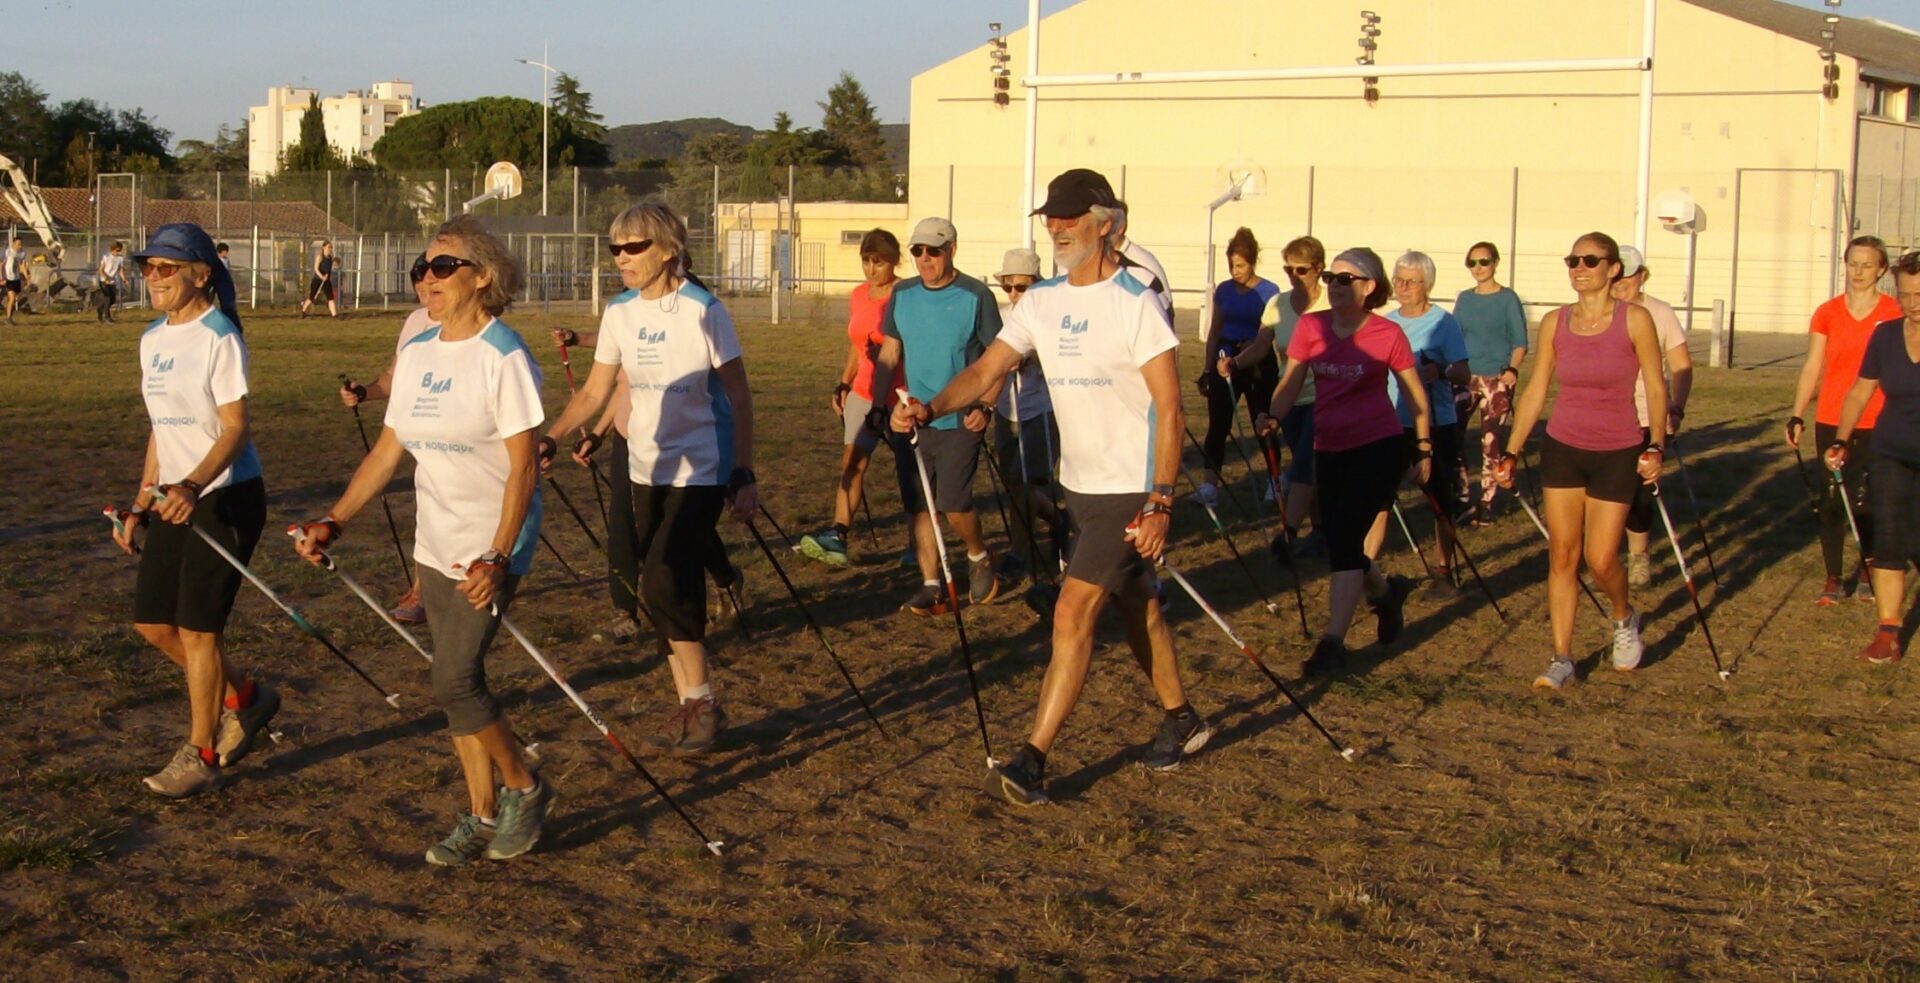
[149,353,175,373]
[636,327,667,344]
[1059,316,1088,335]
[419,372,453,394]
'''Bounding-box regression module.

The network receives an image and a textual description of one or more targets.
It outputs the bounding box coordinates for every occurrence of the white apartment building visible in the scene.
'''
[247,81,421,179]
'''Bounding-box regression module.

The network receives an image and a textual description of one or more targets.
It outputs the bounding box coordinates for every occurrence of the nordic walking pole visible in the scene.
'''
[1177,459,1283,617]
[544,471,604,553]
[1389,503,1434,579]
[899,389,995,768]
[1667,437,1722,589]
[1511,491,1608,618]
[1652,482,1729,680]
[1829,464,1868,560]
[286,526,432,663]
[1160,559,1356,761]
[492,604,723,856]
[143,492,403,708]
[1218,357,1269,496]
[742,521,887,735]
[1788,423,1824,516]
[1006,373,1050,580]
[1258,434,1313,638]
[755,503,797,553]
[539,531,588,581]
[335,374,413,583]
[552,337,610,526]
[1182,422,1256,520]
[1420,489,1504,620]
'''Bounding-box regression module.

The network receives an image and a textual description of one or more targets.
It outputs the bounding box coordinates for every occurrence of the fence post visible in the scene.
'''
[249,224,259,309]
[1709,300,1725,369]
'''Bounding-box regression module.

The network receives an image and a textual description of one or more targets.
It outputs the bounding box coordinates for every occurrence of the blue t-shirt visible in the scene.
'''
[881,272,1002,431]
[1213,277,1281,346]
[1859,318,1920,464]
[1385,307,1469,427]
[1453,287,1529,376]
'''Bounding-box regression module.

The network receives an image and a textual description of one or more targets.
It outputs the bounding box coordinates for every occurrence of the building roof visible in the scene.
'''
[0,186,354,236]
[1684,0,1920,81]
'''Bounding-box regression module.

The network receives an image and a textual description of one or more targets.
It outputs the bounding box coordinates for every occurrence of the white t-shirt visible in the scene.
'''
[100,253,126,282]
[139,307,262,492]
[594,281,742,486]
[1118,238,1172,321]
[1632,293,1686,428]
[995,301,1053,420]
[996,268,1177,495]
[2,247,22,280]
[386,319,546,578]
[394,307,437,360]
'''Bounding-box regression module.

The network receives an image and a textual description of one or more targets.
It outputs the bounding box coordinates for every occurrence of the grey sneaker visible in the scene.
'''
[1610,607,1644,671]
[901,583,951,617]
[592,612,641,644]
[1418,569,1460,603]
[1533,657,1577,690]
[968,554,1001,606]
[425,813,495,867]
[486,778,558,860]
[143,743,219,798]
[797,529,851,567]
[989,746,1049,806]
[1626,552,1651,588]
[216,682,280,767]
[1141,712,1212,771]
[674,696,726,756]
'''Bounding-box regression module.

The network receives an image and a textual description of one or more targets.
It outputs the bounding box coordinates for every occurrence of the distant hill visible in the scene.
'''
[605,117,909,171]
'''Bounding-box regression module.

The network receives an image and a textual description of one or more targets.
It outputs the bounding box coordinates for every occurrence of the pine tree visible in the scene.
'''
[552,73,605,141]
[818,71,888,169]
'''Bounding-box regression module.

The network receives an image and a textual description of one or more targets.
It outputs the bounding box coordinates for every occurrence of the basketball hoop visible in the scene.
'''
[463,161,526,213]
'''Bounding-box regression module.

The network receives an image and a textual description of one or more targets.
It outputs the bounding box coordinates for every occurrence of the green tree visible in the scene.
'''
[174,122,249,174]
[818,71,887,169]
[372,96,610,171]
[552,73,605,141]
[280,95,342,173]
[0,72,54,167]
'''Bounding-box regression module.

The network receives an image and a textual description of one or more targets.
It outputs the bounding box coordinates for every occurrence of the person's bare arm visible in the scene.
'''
[1788,332,1828,447]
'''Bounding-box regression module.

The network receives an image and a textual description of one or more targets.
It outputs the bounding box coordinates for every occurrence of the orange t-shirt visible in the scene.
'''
[847,282,895,403]
[1811,293,1901,428]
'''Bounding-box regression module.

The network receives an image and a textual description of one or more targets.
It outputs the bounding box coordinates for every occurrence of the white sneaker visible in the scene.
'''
[1626,552,1651,588]
[1610,608,1644,671]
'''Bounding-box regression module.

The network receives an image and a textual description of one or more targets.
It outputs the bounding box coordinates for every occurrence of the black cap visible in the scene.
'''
[1032,168,1119,218]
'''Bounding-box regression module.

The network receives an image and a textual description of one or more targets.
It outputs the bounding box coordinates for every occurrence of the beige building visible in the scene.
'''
[248,82,421,180]
[901,0,1920,346]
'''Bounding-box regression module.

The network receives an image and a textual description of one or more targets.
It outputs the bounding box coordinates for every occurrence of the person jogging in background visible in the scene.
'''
[110,222,277,799]
[1493,232,1668,691]
[1382,250,1470,601]
[1788,235,1899,605]
[545,203,758,756]
[796,228,902,568]
[295,215,552,866]
[300,240,338,318]
[1827,250,1920,665]
[1613,246,1693,588]
[1453,241,1528,525]
[3,236,24,325]
[338,259,437,623]
[1261,236,1331,553]
[1257,247,1430,677]
[97,241,129,322]
[991,246,1064,577]
[896,166,1209,806]
[872,216,1005,614]
[1197,227,1282,506]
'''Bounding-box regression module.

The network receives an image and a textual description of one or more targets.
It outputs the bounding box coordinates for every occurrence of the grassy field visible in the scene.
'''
[1,304,1916,981]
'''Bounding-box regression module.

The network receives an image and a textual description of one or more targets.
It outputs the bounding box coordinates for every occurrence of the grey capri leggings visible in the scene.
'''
[420,568,521,736]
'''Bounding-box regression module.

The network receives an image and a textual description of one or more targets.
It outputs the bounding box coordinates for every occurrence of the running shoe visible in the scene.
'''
[486,778,557,860]
[1373,576,1412,645]
[989,747,1049,806]
[1194,481,1220,508]
[1816,576,1843,606]
[968,555,1001,606]
[797,529,851,567]
[143,744,219,799]
[389,594,426,624]
[215,681,280,767]
[1610,608,1644,671]
[1858,628,1903,664]
[1533,657,1577,690]
[674,697,726,755]
[1856,577,1876,604]
[425,813,495,867]
[1300,637,1346,677]
[1141,712,1213,771]
[1418,569,1460,603]
[1626,552,1652,588]
[592,612,641,644]
[901,584,951,617]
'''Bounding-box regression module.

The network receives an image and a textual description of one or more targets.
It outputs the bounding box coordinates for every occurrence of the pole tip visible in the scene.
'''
[1718,670,1732,681]
[385,693,402,708]
[985,756,999,770]
[705,841,725,857]
[1340,747,1358,762]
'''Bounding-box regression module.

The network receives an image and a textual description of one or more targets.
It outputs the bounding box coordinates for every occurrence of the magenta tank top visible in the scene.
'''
[1545,302,1644,451]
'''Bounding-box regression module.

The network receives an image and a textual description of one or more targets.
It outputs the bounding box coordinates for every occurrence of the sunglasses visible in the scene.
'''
[910,244,947,258]
[1466,258,1496,268]
[414,255,481,280]
[608,239,654,257]
[407,254,429,283]
[1319,271,1367,286]
[1285,265,1317,278]
[1002,283,1029,295]
[140,259,186,279]
[1563,255,1609,269]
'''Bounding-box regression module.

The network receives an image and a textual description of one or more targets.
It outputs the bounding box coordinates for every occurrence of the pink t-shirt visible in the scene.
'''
[1287,311,1413,452]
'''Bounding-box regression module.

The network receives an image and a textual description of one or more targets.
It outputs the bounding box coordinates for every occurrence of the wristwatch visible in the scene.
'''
[727,467,757,495]
[1140,501,1172,518]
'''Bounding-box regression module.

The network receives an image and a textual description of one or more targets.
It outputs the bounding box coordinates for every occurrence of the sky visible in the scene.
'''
[5,0,1916,150]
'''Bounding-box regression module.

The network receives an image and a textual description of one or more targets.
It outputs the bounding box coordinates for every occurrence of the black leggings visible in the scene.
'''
[1202,342,1278,473]
[1869,453,1918,573]
[1816,423,1874,577]
[606,431,734,623]
[1316,435,1407,573]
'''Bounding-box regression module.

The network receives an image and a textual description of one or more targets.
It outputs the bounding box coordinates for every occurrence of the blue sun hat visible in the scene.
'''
[134,223,241,331]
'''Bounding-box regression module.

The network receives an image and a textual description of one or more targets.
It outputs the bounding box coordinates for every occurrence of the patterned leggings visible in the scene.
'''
[1465,373,1517,511]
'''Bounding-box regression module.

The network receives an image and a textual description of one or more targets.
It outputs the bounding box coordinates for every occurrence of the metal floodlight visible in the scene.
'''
[989,21,1001,32]
[1821,29,1836,41]
[1359,39,1377,51]
[1825,13,1840,23]
[1363,25,1381,37]
[1356,55,1372,66]
[1362,10,1380,23]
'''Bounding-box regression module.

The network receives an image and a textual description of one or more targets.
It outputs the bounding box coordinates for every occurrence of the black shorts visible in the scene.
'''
[3,279,20,295]
[308,276,335,301]
[133,477,268,632]
[892,426,980,514]
[1061,489,1154,597]
[1317,435,1406,572]
[1539,434,1642,505]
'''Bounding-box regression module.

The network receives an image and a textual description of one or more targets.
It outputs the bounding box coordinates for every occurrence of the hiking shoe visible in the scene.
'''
[143,744,219,798]
[674,697,726,755]
[989,747,1049,806]
[1141,712,1213,771]
[968,555,1001,606]
[425,813,495,867]
[901,584,951,617]
[1626,552,1652,588]
[640,699,695,751]
[1816,577,1843,606]
[1194,481,1220,508]
[1855,577,1876,603]
[1418,570,1459,603]
[1300,637,1346,677]
[1610,607,1644,671]
[797,529,851,567]
[592,612,641,645]
[1372,576,1412,645]
[1533,657,1577,690]
[216,682,280,767]
[486,778,558,860]
[1859,629,1903,664]
[389,596,426,624]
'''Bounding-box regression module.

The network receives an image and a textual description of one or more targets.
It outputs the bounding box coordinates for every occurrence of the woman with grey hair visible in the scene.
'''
[295,214,553,865]
[1383,250,1470,600]
[547,202,759,756]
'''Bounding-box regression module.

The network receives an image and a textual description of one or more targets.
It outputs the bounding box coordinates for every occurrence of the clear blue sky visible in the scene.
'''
[6,0,1914,149]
